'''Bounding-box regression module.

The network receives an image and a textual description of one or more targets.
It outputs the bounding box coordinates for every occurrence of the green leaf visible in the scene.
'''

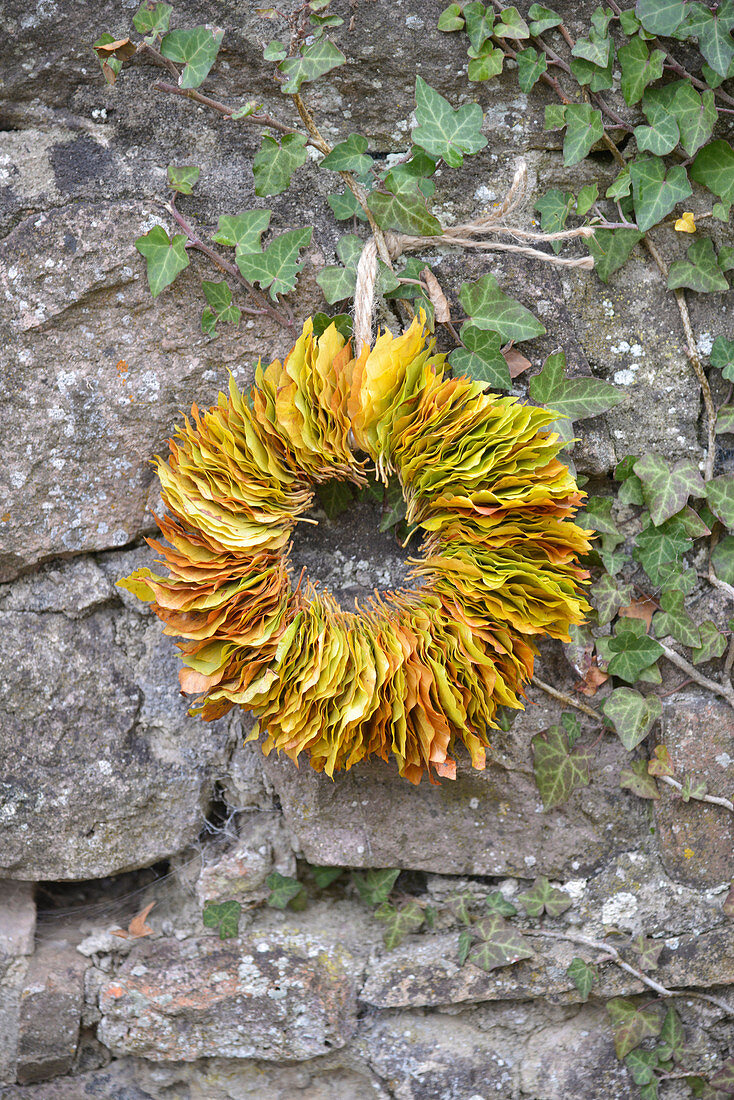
[607,997,663,1059]
[529,350,623,419]
[516,47,548,93]
[135,225,190,297]
[468,914,534,972]
[668,238,730,294]
[591,574,633,625]
[517,876,572,918]
[253,133,308,196]
[712,533,734,584]
[449,326,511,390]
[618,35,665,106]
[531,724,592,810]
[378,479,407,533]
[493,6,529,38]
[630,156,692,233]
[160,26,224,89]
[231,101,261,119]
[309,864,345,888]
[692,620,726,664]
[133,2,172,42]
[710,335,734,382]
[690,5,734,77]
[201,279,241,337]
[447,890,474,925]
[634,515,692,585]
[317,480,354,518]
[213,210,271,250]
[620,759,660,800]
[368,184,442,236]
[467,43,505,81]
[377,899,425,950]
[535,189,574,254]
[606,166,632,200]
[460,274,545,342]
[457,927,473,965]
[657,1007,685,1062]
[635,0,685,36]
[653,589,701,647]
[690,141,734,214]
[352,868,401,907]
[321,133,372,174]
[587,227,643,283]
[327,187,367,222]
[412,76,488,168]
[92,34,127,85]
[316,233,362,303]
[311,312,352,340]
[562,104,604,166]
[576,183,598,217]
[719,246,734,274]
[607,622,664,683]
[567,957,595,1001]
[463,1,494,52]
[625,1047,659,1085]
[265,871,305,909]
[438,3,465,32]
[680,773,709,802]
[202,899,242,939]
[603,688,661,750]
[562,711,582,748]
[485,890,518,918]
[710,1057,734,1093]
[237,226,312,299]
[528,4,562,34]
[718,406,734,437]
[381,151,437,196]
[570,51,614,91]
[668,82,717,157]
[166,165,200,195]
[263,40,287,61]
[572,25,612,69]
[635,92,680,156]
[633,454,706,526]
[278,37,346,93]
[707,475,734,529]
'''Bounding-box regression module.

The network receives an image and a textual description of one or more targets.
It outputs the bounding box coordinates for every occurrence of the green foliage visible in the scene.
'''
[309,864,346,888]
[517,876,572,917]
[201,279,241,337]
[516,47,547,93]
[352,868,401,907]
[160,26,224,88]
[529,351,623,437]
[212,210,271,251]
[321,133,372,174]
[633,454,705,526]
[710,336,734,381]
[449,326,510,390]
[412,76,487,167]
[653,590,701,647]
[586,228,643,283]
[278,37,346,93]
[535,190,573,254]
[202,899,242,939]
[236,227,312,299]
[376,899,425,949]
[630,156,692,233]
[368,185,442,236]
[484,890,518,917]
[618,35,665,105]
[531,724,591,810]
[561,104,604,166]
[706,475,734,528]
[253,133,308,196]
[265,871,306,909]
[603,688,661,750]
[133,2,172,42]
[135,225,189,296]
[459,274,545,343]
[567,957,595,1001]
[466,914,534,971]
[607,619,663,683]
[606,998,663,1059]
[620,759,660,800]
[667,238,730,293]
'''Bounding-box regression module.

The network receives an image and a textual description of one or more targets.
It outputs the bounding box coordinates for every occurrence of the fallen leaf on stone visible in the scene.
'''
[93,37,136,60]
[575,659,609,696]
[421,267,451,322]
[503,348,532,377]
[618,596,656,631]
[674,212,696,233]
[111,901,156,939]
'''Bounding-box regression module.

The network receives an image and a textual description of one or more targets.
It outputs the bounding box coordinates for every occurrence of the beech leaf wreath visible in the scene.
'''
[120,166,594,782]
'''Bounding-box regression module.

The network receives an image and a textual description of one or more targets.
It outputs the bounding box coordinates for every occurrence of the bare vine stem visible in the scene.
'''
[659,774,734,813]
[659,642,734,710]
[531,676,602,719]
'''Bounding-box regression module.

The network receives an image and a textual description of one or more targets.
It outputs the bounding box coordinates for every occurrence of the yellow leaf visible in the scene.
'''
[674,212,696,233]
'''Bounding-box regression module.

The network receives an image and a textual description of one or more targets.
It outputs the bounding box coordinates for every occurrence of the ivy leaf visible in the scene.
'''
[562,711,582,748]
[635,93,680,157]
[368,183,442,236]
[202,899,242,939]
[316,233,362,303]
[378,479,407,533]
[309,864,345,888]
[576,183,598,217]
[447,890,474,925]
[529,350,623,420]
[653,590,701,647]
[635,0,685,36]
[438,3,465,32]
[317,480,354,519]
[707,475,734,529]
[535,189,574,254]
[607,998,663,1059]
[460,275,545,343]
[321,133,373,174]
[572,25,612,69]
[570,52,614,91]
[135,225,190,297]
[166,165,200,195]
[690,141,734,218]
[648,744,674,778]
[633,454,706,526]
[263,40,287,62]
[562,103,604,166]
[516,47,548,93]
[468,914,534,972]
[630,934,664,971]
[160,26,224,89]
[201,280,241,337]
[668,238,730,294]
[517,876,572,918]
[634,515,692,585]
[591,574,633,625]
[485,891,518,918]
[602,688,661,750]
[377,900,425,950]
[467,43,505,82]
[625,1048,659,1087]
[493,6,530,38]
[710,1058,734,1093]
[381,151,437,196]
[528,4,562,34]
[620,760,660,800]
[607,621,664,683]
[253,133,308,196]
[457,927,473,965]
[630,156,692,233]
[133,2,173,43]
[690,5,734,77]
[92,34,131,85]
[277,37,346,93]
[710,336,734,382]
[712,534,734,583]
[213,210,271,251]
[265,872,305,909]
[352,868,401,907]
[312,312,352,341]
[680,773,708,802]
[412,76,488,168]
[463,1,495,52]
[236,226,312,299]
[327,186,368,221]
[657,1007,685,1062]
[531,724,592,810]
[692,620,727,664]
[668,82,717,157]
[587,228,643,283]
[606,166,632,200]
[449,326,511,390]
[618,35,665,105]
[567,957,595,1001]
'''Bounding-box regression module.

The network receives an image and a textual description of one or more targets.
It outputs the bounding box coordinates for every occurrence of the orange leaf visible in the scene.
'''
[435,759,457,780]
[618,596,656,632]
[503,348,532,378]
[111,901,156,940]
[575,660,609,696]
[94,37,136,60]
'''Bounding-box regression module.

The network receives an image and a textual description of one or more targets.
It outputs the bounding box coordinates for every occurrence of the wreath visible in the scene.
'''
[120,315,592,784]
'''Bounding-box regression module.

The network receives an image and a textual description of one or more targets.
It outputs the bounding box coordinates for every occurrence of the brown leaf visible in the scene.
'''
[435,759,456,780]
[111,901,156,940]
[503,348,532,378]
[648,745,674,778]
[94,37,136,60]
[420,267,451,323]
[618,596,656,632]
[575,660,609,696]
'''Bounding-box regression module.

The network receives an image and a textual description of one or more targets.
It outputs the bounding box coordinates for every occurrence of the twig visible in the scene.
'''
[659,773,734,813]
[531,676,602,720]
[725,636,734,682]
[526,927,734,1016]
[153,80,301,138]
[660,642,734,710]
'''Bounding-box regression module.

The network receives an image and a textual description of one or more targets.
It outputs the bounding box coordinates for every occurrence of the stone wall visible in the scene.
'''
[1,1,732,1097]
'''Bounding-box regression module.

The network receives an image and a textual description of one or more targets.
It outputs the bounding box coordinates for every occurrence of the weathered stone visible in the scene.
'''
[0,883,36,958]
[97,932,358,1062]
[0,560,235,879]
[264,678,647,879]
[655,693,734,888]
[0,958,27,1086]
[16,943,86,1085]
[0,558,112,616]
[195,811,295,906]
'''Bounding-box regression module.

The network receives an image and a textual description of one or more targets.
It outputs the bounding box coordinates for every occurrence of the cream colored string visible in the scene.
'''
[352,160,595,353]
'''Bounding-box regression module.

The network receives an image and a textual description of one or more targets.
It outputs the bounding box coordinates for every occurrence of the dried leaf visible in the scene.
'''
[111,901,156,940]
[421,267,451,323]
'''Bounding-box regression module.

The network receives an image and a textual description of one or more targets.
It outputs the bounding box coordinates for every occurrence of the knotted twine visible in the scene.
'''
[352,160,596,354]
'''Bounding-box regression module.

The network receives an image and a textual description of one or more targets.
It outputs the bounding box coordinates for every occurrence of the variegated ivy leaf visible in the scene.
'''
[657,1007,685,1063]
[213,210,271,251]
[633,454,706,526]
[376,900,425,950]
[133,2,173,43]
[202,899,241,939]
[517,876,572,918]
[528,4,562,35]
[463,3,494,53]
[437,3,465,32]
[160,25,224,89]
[167,164,200,194]
[529,350,623,421]
[534,190,573,254]
[321,133,373,174]
[447,890,474,925]
[712,534,734,583]
[591,574,633,625]
[710,336,734,382]
[692,621,727,665]
[624,1048,659,1088]
[494,6,529,38]
[576,183,598,217]
[607,619,663,683]
[265,871,305,909]
[690,141,734,220]
[618,35,665,106]
[352,868,400,907]
[606,997,663,1060]
[629,155,692,233]
[567,957,595,1001]
[686,3,734,77]
[633,515,693,586]
[531,725,592,810]
[648,744,674,778]
[707,474,734,529]
[468,914,534,972]
[652,590,701,648]
[412,76,487,168]
[135,225,189,296]
[449,326,510,391]
[460,274,545,343]
[253,133,308,196]
[368,183,442,237]
[630,933,664,971]
[620,760,660,800]
[635,93,680,156]
[635,0,685,36]
[201,279,241,337]
[562,104,604,166]
[516,47,547,93]
[680,774,708,802]
[485,890,518,918]
[586,228,643,283]
[236,226,312,299]
[467,42,504,82]
[277,37,346,93]
[571,21,612,69]
[667,238,730,294]
[309,864,345,888]
[602,688,661,750]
